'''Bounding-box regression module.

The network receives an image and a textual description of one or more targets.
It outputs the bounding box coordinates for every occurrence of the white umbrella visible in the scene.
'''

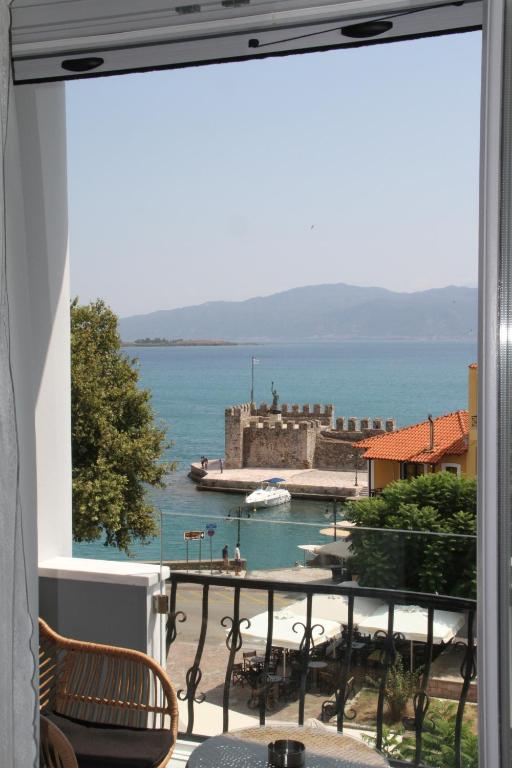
[357,604,464,644]
[240,609,342,652]
[285,589,384,627]
[358,603,465,670]
[239,607,343,677]
[317,539,352,559]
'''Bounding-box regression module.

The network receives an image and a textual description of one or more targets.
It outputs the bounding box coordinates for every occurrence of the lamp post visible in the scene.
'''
[325,499,339,541]
[228,504,252,547]
[354,447,359,487]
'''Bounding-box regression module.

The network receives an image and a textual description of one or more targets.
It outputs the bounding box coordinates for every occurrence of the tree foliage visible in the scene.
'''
[71,299,174,553]
[344,472,476,597]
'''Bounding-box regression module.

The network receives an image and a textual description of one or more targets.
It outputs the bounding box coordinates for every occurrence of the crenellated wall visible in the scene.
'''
[256,402,334,427]
[224,401,395,470]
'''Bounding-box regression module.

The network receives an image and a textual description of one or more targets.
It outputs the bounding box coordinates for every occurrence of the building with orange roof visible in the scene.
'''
[355,364,477,494]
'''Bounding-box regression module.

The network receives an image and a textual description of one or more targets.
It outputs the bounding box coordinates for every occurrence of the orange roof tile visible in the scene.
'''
[355,411,469,464]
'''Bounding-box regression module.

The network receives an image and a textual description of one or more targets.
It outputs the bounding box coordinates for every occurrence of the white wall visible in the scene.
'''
[15,84,72,562]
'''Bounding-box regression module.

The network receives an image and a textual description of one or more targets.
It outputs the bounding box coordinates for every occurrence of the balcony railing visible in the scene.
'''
[166,572,477,768]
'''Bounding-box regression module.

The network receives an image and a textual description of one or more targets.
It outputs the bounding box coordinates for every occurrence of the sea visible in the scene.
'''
[73,340,477,570]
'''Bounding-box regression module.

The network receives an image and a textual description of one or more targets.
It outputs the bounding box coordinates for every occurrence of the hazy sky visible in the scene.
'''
[67,31,481,318]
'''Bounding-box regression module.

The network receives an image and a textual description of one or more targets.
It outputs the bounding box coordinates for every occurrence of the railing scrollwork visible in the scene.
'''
[164,571,477,768]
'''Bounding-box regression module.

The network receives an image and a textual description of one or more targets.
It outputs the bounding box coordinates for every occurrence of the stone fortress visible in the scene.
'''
[225,401,396,471]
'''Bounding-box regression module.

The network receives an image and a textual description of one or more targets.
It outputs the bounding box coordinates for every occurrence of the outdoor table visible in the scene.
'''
[308,660,328,691]
[250,655,267,665]
[186,724,389,768]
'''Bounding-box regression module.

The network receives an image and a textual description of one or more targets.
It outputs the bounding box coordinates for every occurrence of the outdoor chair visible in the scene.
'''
[40,714,78,768]
[232,662,245,686]
[39,618,179,768]
[243,650,257,670]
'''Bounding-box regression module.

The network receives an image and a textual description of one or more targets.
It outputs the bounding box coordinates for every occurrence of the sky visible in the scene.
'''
[67,31,482,318]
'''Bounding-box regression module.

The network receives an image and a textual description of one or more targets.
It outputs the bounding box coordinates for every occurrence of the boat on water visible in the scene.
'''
[245,478,291,508]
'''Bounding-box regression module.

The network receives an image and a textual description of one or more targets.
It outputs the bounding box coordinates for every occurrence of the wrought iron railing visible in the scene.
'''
[166,572,476,768]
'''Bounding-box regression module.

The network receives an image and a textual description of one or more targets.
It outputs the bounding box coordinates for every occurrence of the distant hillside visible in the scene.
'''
[119,283,477,342]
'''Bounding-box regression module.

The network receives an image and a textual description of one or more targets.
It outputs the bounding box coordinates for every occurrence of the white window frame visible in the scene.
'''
[441,462,462,476]
[6,0,511,764]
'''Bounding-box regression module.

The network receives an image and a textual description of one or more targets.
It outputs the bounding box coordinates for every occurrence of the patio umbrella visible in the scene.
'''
[239,608,343,676]
[285,590,384,628]
[317,539,352,559]
[357,603,465,669]
[240,609,342,651]
[319,527,352,538]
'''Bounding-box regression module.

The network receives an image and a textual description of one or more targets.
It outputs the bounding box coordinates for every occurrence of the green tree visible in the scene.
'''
[344,473,476,597]
[71,299,174,553]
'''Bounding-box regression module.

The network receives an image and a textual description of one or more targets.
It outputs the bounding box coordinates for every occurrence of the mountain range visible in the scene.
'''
[118,283,477,342]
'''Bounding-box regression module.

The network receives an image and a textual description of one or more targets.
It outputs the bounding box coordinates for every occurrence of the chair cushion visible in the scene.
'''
[45,711,174,768]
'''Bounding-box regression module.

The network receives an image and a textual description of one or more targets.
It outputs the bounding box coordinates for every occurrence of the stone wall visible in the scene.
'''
[313,435,367,470]
[224,402,395,470]
[242,420,318,469]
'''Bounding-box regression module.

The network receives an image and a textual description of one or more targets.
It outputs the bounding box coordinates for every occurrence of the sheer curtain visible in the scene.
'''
[0,2,38,765]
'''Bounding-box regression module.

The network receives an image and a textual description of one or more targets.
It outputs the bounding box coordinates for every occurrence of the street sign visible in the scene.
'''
[205,523,217,530]
[184,530,204,541]
[207,529,215,537]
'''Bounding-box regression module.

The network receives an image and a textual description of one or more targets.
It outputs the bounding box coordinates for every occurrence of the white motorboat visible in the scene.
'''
[245,479,291,508]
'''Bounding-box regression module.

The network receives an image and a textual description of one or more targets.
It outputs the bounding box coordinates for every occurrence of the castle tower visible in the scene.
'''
[224,405,251,469]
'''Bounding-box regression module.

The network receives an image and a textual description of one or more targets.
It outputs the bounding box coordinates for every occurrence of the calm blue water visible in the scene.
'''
[74,340,476,568]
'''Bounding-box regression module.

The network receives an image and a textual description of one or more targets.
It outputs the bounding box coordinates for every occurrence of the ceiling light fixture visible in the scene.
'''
[61,57,104,72]
[340,19,393,38]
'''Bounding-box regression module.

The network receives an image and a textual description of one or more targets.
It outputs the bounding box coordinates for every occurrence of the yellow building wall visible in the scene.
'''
[373,459,401,489]
[467,365,477,477]
[373,453,472,491]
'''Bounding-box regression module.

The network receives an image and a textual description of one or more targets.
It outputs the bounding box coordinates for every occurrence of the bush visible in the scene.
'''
[363,702,479,768]
[366,653,421,723]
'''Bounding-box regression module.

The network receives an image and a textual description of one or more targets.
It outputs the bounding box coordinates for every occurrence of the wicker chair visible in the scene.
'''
[40,714,78,768]
[39,619,179,768]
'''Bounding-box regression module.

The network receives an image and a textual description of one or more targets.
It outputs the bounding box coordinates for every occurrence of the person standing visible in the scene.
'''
[205,456,209,470]
[234,543,242,576]
[219,458,224,473]
[222,543,229,572]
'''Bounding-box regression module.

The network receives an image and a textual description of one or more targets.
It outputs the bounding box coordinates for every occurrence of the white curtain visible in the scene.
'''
[0,2,38,766]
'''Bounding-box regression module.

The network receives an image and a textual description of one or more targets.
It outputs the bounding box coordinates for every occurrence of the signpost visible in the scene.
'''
[183,531,204,571]
[206,525,216,573]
